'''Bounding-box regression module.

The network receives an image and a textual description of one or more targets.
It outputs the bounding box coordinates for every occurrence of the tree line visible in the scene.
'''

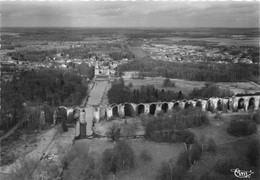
[118,58,259,82]
[8,49,59,62]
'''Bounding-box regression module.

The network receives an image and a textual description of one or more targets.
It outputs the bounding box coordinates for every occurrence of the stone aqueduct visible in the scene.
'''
[62,95,260,122]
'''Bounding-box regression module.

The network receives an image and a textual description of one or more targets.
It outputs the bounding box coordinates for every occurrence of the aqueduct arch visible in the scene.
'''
[217,100,223,111]
[112,106,119,117]
[184,101,193,109]
[124,103,135,117]
[149,104,156,115]
[173,102,180,109]
[73,108,80,120]
[196,101,202,108]
[137,104,145,115]
[99,106,107,119]
[161,103,169,112]
[237,98,245,110]
[207,100,213,112]
[248,98,255,110]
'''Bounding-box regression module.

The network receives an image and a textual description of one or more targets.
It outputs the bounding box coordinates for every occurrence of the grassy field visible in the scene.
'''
[63,138,185,180]
[124,77,260,95]
[116,139,185,180]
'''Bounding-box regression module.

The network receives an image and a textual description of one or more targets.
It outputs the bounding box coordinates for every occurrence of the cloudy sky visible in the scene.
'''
[1,1,259,28]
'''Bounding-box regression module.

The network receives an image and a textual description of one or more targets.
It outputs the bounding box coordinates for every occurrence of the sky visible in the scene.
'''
[1,1,259,28]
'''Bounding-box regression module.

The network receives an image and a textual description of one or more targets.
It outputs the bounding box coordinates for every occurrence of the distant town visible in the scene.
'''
[142,38,258,64]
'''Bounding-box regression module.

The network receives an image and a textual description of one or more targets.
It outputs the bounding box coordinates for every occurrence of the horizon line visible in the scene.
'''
[1,26,259,29]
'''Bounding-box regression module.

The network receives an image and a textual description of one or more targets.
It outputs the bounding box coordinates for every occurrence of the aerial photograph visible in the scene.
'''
[0,0,259,180]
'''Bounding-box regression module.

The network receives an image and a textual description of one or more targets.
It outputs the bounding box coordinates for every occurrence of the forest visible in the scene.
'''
[118,58,259,82]
[0,68,87,131]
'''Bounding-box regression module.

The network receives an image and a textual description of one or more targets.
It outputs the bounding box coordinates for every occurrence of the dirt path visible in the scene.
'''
[0,127,58,177]
[250,81,260,89]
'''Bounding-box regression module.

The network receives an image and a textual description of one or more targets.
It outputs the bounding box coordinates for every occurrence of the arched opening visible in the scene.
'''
[184,102,192,109]
[248,98,255,110]
[137,104,145,115]
[161,103,169,112]
[67,111,74,124]
[112,106,119,117]
[73,108,80,121]
[196,101,202,109]
[173,102,180,109]
[149,104,156,115]
[217,100,223,111]
[237,98,245,110]
[207,100,213,112]
[124,103,135,117]
[100,107,107,119]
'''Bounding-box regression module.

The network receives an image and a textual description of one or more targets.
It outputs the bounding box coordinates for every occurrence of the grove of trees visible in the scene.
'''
[102,141,135,176]
[163,78,175,87]
[144,108,209,143]
[189,83,234,99]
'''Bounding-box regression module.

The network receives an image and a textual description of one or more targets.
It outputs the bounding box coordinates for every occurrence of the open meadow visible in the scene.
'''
[63,138,186,180]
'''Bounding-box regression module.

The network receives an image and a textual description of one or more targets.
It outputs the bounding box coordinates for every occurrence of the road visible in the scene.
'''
[87,81,109,106]
[77,80,109,136]
[87,81,109,135]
